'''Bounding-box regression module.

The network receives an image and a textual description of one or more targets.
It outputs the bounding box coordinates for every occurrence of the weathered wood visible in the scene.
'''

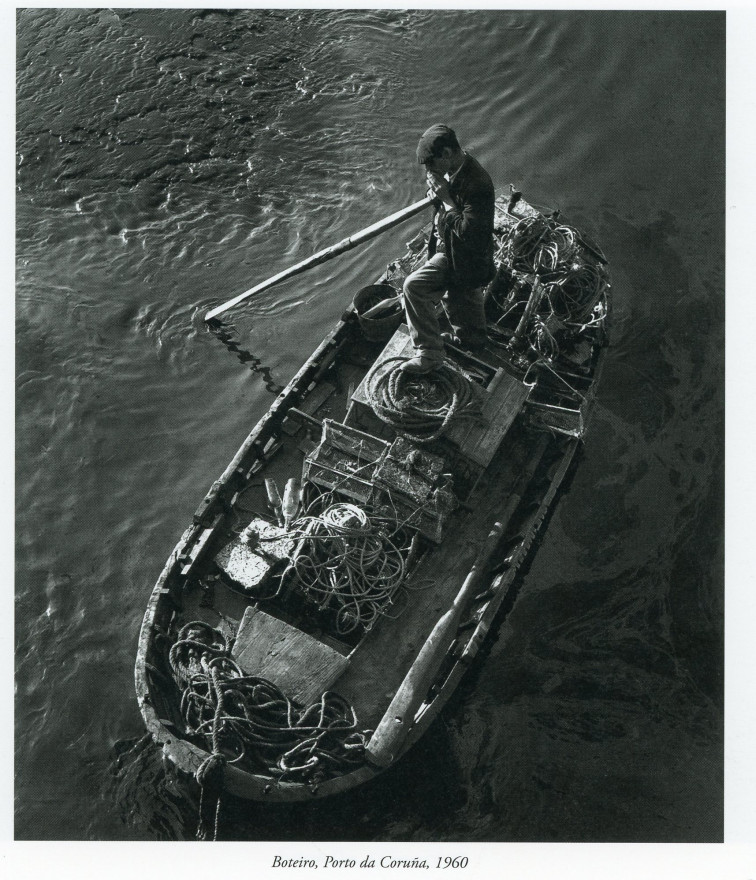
[299,381,336,416]
[284,407,323,431]
[526,400,584,437]
[365,519,506,768]
[232,606,350,706]
[446,367,531,467]
[179,513,225,577]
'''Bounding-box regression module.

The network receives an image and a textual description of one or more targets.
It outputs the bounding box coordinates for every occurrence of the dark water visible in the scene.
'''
[15,9,724,842]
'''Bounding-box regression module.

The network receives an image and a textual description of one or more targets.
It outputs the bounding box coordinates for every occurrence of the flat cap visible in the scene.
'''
[416,124,458,163]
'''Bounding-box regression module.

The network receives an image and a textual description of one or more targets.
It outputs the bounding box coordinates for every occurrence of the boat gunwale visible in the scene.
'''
[135,311,368,797]
[401,324,612,761]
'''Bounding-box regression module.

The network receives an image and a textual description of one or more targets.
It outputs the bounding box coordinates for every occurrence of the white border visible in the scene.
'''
[7,2,753,877]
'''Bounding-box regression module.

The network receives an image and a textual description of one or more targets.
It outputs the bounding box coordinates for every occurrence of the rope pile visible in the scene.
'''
[284,502,408,634]
[499,216,580,275]
[168,621,368,788]
[493,215,609,352]
[543,261,607,327]
[365,356,485,444]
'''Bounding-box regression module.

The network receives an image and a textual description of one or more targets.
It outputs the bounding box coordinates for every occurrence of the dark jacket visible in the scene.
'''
[431,152,496,288]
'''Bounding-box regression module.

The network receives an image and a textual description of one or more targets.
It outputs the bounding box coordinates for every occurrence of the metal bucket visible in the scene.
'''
[353,284,403,342]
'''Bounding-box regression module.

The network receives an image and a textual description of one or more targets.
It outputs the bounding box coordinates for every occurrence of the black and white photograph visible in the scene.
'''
[12,1,746,870]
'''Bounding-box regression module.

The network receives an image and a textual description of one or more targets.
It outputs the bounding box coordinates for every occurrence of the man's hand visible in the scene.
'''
[426,170,455,211]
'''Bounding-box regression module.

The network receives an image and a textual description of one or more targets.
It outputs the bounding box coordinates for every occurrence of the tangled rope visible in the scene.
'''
[365,356,485,444]
[498,215,579,275]
[490,214,609,359]
[168,622,368,791]
[169,620,231,688]
[541,261,607,327]
[284,502,408,634]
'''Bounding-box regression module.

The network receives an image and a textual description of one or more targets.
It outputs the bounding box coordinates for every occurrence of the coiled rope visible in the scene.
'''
[365,356,485,444]
[284,502,408,634]
[168,622,368,795]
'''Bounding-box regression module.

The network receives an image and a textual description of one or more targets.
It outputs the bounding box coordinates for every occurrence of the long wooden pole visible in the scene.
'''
[205,195,434,322]
[365,520,506,768]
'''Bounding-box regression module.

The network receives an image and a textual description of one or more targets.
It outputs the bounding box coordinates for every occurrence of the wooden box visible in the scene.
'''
[350,325,531,468]
[232,606,350,706]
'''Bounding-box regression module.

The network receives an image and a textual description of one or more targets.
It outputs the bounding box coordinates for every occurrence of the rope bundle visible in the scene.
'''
[365,356,484,444]
[491,214,609,358]
[168,622,367,786]
[542,261,606,326]
[498,215,579,275]
[169,620,230,689]
[285,502,407,634]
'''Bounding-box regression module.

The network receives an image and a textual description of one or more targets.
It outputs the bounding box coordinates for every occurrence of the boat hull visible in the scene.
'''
[135,192,610,802]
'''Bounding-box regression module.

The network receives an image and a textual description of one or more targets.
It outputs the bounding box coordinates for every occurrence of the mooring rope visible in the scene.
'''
[166,621,230,840]
[365,356,485,444]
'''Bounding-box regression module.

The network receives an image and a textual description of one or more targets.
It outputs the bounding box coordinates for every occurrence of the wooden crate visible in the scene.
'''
[232,606,350,706]
[350,325,530,468]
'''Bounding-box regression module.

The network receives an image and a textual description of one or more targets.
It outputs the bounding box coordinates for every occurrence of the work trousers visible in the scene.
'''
[401,254,487,357]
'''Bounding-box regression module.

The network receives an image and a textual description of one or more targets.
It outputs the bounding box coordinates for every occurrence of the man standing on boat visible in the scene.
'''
[400,124,496,374]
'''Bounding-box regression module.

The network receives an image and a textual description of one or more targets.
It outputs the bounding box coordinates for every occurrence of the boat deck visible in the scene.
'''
[177,325,560,730]
[137,191,609,798]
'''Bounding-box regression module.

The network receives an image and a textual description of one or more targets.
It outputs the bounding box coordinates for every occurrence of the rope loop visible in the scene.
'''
[365,357,485,444]
[169,621,230,689]
[195,751,226,789]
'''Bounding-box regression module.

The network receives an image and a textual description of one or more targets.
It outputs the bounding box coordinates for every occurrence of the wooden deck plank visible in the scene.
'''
[444,368,507,461]
[300,380,336,416]
[447,369,531,467]
[233,606,350,706]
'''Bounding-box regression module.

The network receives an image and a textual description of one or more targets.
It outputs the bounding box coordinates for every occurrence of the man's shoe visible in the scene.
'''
[441,331,485,351]
[400,355,443,374]
[441,331,462,346]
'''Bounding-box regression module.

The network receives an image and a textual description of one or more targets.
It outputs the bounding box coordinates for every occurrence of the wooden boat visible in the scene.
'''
[135,188,610,805]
